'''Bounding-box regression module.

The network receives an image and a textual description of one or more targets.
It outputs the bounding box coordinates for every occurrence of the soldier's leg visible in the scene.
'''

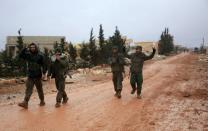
[18,78,34,108]
[117,72,123,91]
[60,79,68,103]
[112,73,118,92]
[55,78,62,103]
[24,78,35,102]
[55,78,68,107]
[116,72,123,98]
[136,73,143,96]
[34,78,45,105]
[130,73,136,94]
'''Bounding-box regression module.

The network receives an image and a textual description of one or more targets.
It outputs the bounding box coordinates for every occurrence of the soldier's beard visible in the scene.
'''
[112,52,118,56]
[30,50,38,54]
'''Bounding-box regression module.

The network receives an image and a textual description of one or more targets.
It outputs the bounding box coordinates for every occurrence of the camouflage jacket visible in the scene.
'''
[130,49,156,73]
[48,55,69,79]
[109,53,125,72]
[19,48,47,78]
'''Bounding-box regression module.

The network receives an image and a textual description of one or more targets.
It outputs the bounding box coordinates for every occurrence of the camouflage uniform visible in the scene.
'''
[109,47,125,98]
[130,48,156,96]
[48,53,69,106]
[18,44,47,108]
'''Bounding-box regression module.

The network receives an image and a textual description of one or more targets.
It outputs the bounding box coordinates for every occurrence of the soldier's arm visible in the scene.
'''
[118,54,125,65]
[124,54,132,65]
[108,57,113,65]
[42,56,48,75]
[38,54,47,75]
[128,68,131,78]
[47,63,53,77]
[58,58,69,68]
[19,48,30,60]
[46,63,53,81]
[144,48,156,61]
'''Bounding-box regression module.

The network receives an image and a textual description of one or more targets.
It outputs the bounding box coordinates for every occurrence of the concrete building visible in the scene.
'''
[128,41,159,54]
[6,36,65,57]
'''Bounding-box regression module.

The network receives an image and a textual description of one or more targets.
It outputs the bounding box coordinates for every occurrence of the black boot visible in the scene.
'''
[55,102,61,108]
[117,91,121,99]
[18,101,28,109]
[39,100,45,106]
[62,97,68,104]
[137,94,142,99]
[114,91,118,97]
[131,88,136,94]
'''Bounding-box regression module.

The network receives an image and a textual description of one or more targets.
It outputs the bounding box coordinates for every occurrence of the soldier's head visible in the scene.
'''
[112,46,118,54]
[135,46,142,53]
[29,43,38,54]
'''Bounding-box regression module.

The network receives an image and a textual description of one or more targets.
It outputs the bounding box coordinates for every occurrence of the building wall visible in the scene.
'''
[6,36,65,57]
[129,41,158,54]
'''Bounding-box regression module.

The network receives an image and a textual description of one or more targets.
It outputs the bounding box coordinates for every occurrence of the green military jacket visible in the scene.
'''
[19,48,47,78]
[48,55,69,79]
[130,49,156,73]
[109,53,125,72]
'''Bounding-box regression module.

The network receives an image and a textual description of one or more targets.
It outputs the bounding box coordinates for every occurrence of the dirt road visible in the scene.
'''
[0,53,207,131]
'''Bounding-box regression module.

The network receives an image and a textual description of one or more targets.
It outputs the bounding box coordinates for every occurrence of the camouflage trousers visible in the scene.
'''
[24,78,44,102]
[130,72,143,95]
[112,72,123,92]
[55,78,68,103]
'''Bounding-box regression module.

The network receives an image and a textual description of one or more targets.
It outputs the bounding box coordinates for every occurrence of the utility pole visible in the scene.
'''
[202,37,205,47]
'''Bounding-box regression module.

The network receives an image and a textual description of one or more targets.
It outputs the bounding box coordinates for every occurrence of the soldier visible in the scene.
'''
[109,46,125,99]
[48,48,69,108]
[129,46,156,99]
[18,43,47,109]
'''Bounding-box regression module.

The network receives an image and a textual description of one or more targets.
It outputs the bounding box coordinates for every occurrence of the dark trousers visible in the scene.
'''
[24,78,44,102]
[130,72,143,95]
[112,72,123,92]
[55,78,68,103]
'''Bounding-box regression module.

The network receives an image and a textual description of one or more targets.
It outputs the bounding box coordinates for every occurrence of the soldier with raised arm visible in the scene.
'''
[129,46,156,99]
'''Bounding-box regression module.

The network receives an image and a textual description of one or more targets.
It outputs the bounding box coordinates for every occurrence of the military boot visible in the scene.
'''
[137,94,142,99]
[62,97,68,104]
[117,91,121,99]
[39,100,45,106]
[131,88,136,94]
[114,91,118,97]
[55,102,61,108]
[18,101,28,109]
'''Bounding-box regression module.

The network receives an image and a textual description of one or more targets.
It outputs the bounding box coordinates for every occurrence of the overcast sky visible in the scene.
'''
[0,0,207,49]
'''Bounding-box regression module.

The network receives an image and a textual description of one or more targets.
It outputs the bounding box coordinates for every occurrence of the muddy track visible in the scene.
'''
[0,53,207,131]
